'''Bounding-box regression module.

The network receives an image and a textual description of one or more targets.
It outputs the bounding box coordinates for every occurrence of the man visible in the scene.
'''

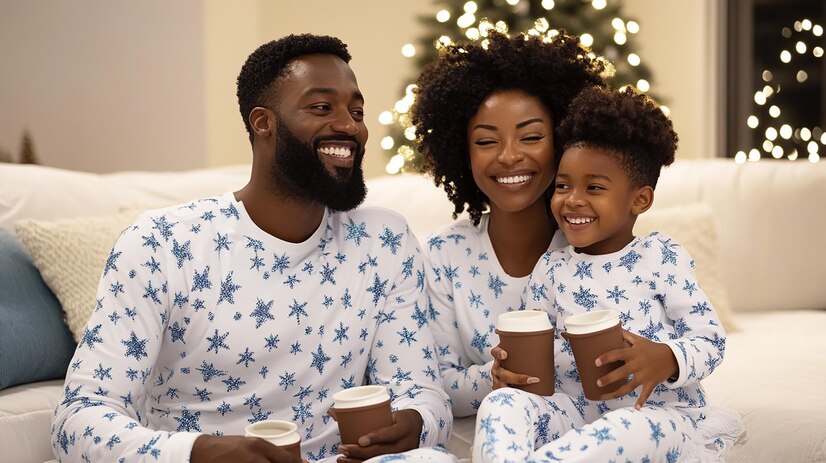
[51,34,452,463]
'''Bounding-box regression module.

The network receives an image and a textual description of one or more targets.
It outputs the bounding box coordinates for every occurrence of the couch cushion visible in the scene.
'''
[15,212,139,342]
[0,379,65,463]
[0,163,250,236]
[635,203,736,332]
[0,231,76,390]
[655,160,826,312]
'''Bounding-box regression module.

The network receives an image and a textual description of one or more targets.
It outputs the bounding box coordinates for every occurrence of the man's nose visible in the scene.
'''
[331,112,359,136]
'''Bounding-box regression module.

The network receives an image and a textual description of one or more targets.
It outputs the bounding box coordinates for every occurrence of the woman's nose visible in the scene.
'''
[497,142,524,165]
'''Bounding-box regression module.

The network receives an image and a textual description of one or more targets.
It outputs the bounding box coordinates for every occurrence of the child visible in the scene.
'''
[473,86,743,462]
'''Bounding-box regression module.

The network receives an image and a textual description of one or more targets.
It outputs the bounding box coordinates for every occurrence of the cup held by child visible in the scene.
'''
[494,310,555,396]
[561,309,627,400]
[328,385,393,445]
[244,419,302,459]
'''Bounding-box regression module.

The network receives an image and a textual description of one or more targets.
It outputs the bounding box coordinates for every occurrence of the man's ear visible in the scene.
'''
[249,107,275,139]
[631,185,654,215]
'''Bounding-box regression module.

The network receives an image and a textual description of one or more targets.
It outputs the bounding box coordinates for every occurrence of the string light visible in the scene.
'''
[591,0,607,10]
[626,21,639,34]
[627,53,640,66]
[401,44,416,57]
[541,0,555,10]
[436,10,451,23]
[737,18,823,162]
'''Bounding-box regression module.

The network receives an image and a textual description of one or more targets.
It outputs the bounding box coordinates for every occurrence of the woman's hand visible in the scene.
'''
[336,409,423,463]
[596,329,678,409]
[191,434,304,463]
[491,345,540,390]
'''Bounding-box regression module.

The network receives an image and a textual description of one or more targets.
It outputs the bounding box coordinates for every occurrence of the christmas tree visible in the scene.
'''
[382,0,658,174]
[734,18,824,163]
[19,129,39,165]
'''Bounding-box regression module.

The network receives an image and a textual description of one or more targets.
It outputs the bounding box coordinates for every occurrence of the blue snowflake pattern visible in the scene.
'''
[236,348,255,367]
[379,227,403,254]
[288,299,309,324]
[320,263,337,285]
[427,236,446,251]
[271,253,291,275]
[217,271,242,305]
[80,324,104,349]
[487,274,507,299]
[170,239,193,268]
[343,218,371,246]
[151,216,177,242]
[174,409,202,432]
[470,330,490,355]
[606,285,629,304]
[618,250,642,272]
[367,273,389,306]
[309,344,332,374]
[659,239,679,265]
[573,261,593,280]
[572,285,598,309]
[249,299,275,328]
[121,332,149,360]
[213,232,231,252]
[206,329,230,354]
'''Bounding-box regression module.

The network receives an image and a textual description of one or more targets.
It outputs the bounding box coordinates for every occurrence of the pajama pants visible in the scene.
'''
[473,387,718,463]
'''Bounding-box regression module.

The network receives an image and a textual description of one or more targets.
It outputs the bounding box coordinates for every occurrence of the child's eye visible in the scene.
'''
[587,185,605,191]
[555,183,569,190]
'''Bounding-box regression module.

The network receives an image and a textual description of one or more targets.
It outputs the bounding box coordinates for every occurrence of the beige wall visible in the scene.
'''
[0,0,206,173]
[0,0,723,175]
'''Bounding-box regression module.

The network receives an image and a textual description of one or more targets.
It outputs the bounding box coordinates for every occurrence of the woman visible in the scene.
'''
[410,31,608,417]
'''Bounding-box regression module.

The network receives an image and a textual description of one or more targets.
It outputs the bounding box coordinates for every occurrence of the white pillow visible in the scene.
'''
[634,203,737,332]
[15,212,139,341]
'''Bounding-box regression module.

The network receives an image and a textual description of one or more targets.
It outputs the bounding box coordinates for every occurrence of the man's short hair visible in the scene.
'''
[237,34,351,143]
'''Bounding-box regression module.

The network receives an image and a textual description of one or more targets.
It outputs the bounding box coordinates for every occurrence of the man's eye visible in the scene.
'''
[351,109,365,120]
[311,104,332,111]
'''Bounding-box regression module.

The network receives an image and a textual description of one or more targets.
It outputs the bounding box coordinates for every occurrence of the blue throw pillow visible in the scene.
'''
[0,229,76,390]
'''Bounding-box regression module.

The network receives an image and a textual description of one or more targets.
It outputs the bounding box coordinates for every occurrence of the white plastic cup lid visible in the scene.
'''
[497,310,554,332]
[332,385,390,409]
[245,420,300,445]
[564,310,620,334]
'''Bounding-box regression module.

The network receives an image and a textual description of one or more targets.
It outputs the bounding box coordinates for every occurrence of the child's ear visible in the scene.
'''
[631,186,654,215]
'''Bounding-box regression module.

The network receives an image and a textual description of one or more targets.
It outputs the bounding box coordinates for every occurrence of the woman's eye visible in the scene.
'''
[474,140,497,146]
[523,135,546,142]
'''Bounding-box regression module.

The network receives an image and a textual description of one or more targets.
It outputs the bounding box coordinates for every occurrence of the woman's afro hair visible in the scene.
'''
[411,31,608,225]
[237,34,351,144]
[556,86,678,189]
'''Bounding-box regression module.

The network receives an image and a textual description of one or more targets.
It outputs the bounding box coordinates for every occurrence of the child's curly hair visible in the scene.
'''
[556,86,678,189]
[411,31,608,225]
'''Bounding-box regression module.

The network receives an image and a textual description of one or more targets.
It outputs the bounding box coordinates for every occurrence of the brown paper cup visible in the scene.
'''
[244,420,302,459]
[562,323,626,400]
[495,327,555,395]
[328,398,394,445]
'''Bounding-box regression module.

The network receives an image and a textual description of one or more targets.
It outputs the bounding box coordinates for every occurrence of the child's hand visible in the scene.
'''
[491,345,541,389]
[595,330,678,409]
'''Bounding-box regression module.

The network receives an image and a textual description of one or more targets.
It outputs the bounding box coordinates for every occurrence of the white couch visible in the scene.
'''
[1,159,824,462]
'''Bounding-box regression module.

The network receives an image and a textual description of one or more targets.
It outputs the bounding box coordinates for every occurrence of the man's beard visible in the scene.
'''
[269,118,367,212]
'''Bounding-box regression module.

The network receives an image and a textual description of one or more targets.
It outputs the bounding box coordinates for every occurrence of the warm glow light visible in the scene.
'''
[802,19,812,31]
[748,149,761,162]
[763,140,774,152]
[457,13,475,28]
[386,154,404,175]
[814,47,824,58]
[580,33,594,47]
[466,27,480,40]
[769,105,781,118]
[747,115,759,128]
[821,133,826,145]
[808,141,819,153]
[637,79,650,92]
[542,0,555,9]
[627,53,641,66]
[614,32,627,45]
[801,127,812,141]
[592,0,607,10]
[380,136,394,150]
[763,85,774,97]
[765,127,778,141]
[814,25,824,36]
[780,50,792,63]
[506,0,519,5]
[779,124,792,139]
[797,70,808,82]
[660,105,670,116]
[735,151,747,163]
[612,18,625,30]
[464,1,478,13]
[404,126,416,141]
[436,9,450,22]
[762,70,773,81]
[796,41,807,54]
[754,91,767,105]
[789,149,799,161]
[809,153,820,163]
[627,21,640,34]
[401,44,416,57]
[378,111,394,125]
[772,145,784,158]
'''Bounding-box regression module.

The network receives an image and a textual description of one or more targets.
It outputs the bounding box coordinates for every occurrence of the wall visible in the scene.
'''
[0,0,206,173]
[0,0,722,176]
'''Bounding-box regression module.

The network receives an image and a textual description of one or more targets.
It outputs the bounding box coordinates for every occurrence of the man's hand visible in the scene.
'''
[336,409,423,463]
[190,434,304,463]
[491,345,540,390]
[595,329,678,409]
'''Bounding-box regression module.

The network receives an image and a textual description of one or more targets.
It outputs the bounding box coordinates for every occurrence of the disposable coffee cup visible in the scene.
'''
[494,310,555,396]
[328,385,393,445]
[245,419,301,459]
[561,309,626,400]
